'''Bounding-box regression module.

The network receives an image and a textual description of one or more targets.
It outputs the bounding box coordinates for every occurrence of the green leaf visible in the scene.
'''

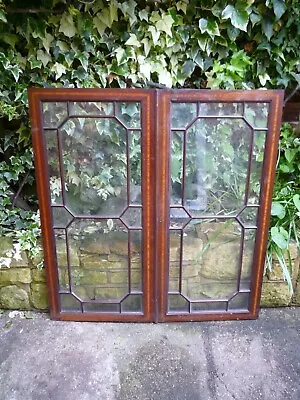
[262,18,273,40]
[199,18,220,37]
[138,10,148,21]
[93,16,107,35]
[156,13,174,37]
[36,50,51,67]
[293,194,300,212]
[222,4,249,32]
[7,65,21,82]
[270,227,288,250]
[148,26,160,46]
[271,202,286,219]
[176,1,188,14]
[273,0,287,20]
[59,14,76,38]
[0,10,7,23]
[52,63,66,79]
[182,60,195,77]
[284,148,296,163]
[125,33,141,47]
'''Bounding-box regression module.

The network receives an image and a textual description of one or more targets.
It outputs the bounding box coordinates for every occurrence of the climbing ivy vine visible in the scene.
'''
[0,0,299,269]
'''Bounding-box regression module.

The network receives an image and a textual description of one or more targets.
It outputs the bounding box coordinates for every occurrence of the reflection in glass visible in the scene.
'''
[60,117,127,216]
[121,294,142,312]
[68,102,113,116]
[115,102,141,128]
[60,293,81,312]
[244,103,269,129]
[171,131,183,205]
[248,131,266,204]
[43,102,68,129]
[44,130,63,205]
[52,207,74,228]
[198,102,243,116]
[129,131,142,205]
[168,294,189,312]
[171,102,197,129]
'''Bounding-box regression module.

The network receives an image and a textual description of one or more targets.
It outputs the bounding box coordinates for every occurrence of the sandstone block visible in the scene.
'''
[261,282,292,307]
[109,271,128,284]
[0,285,30,310]
[71,270,108,285]
[30,283,49,310]
[31,269,47,283]
[182,237,204,262]
[0,268,31,284]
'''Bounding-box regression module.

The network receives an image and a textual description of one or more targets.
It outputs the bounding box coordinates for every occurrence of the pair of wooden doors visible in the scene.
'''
[28,88,283,322]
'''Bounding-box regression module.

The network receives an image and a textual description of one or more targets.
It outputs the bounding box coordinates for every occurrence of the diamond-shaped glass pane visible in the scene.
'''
[52,207,74,228]
[170,207,190,228]
[43,102,68,129]
[121,207,142,228]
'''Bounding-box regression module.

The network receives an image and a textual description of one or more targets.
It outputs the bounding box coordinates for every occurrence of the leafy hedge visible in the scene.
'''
[0,0,299,275]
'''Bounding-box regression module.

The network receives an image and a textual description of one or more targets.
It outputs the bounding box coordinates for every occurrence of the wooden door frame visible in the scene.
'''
[28,88,283,322]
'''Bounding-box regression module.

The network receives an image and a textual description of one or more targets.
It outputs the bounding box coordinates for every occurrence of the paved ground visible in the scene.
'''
[0,308,300,400]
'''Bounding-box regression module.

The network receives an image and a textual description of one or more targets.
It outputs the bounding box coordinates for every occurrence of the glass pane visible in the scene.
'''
[177,219,242,301]
[168,294,189,312]
[240,229,256,287]
[60,117,128,217]
[244,103,269,129]
[184,118,252,216]
[68,102,113,116]
[130,230,142,291]
[198,103,243,116]
[191,302,227,312]
[238,207,259,228]
[228,292,250,311]
[248,131,266,204]
[115,102,141,128]
[44,130,63,205]
[171,131,184,205]
[171,103,197,129]
[60,293,81,312]
[121,207,142,228]
[52,207,74,228]
[129,131,142,205]
[169,230,181,292]
[83,303,120,313]
[121,294,143,312]
[170,207,190,229]
[43,102,68,129]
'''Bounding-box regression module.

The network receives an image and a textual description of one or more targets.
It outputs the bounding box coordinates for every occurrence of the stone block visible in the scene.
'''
[0,285,30,310]
[31,269,47,283]
[182,264,200,279]
[261,282,292,307]
[131,270,142,286]
[30,283,49,310]
[0,268,31,284]
[80,239,110,255]
[56,240,80,267]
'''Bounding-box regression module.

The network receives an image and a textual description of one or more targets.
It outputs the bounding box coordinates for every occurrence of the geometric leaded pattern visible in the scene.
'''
[43,101,143,314]
[168,102,268,314]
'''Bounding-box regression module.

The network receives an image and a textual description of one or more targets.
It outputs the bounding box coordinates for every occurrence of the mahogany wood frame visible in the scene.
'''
[28,88,284,322]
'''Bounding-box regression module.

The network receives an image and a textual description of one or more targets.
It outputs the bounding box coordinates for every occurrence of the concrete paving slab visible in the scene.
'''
[0,308,300,400]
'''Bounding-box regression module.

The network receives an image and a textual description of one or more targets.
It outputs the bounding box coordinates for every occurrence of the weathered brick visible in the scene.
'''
[31,269,47,283]
[30,283,49,310]
[0,268,31,284]
[0,285,30,310]
[261,282,292,307]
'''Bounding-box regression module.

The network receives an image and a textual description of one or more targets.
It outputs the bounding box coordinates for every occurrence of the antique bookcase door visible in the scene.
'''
[28,88,283,322]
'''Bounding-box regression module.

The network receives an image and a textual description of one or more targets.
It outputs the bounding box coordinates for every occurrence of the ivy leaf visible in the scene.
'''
[157,67,172,87]
[52,63,66,79]
[42,33,54,54]
[271,202,286,219]
[59,14,76,38]
[93,16,107,35]
[199,18,220,37]
[262,18,273,40]
[99,2,118,28]
[139,60,152,81]
[176,1,188,14]
[148,26,160,46]
[7,65,21,81]
[141,38,151,57]
[258,72,271,86]
[156,13,174,37]
[273,0,287,20]
[138,10,148,21]
[284,148,296,163]
[222,4,249,32]
[0,10,7,23]
[293,194,300,212]
[125,33,141,47]
[36,50,51,67]
[270,227,288,250]
[182,60,195,77]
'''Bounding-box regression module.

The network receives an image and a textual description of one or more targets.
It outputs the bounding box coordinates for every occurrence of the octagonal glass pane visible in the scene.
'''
[60,117,128,216]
